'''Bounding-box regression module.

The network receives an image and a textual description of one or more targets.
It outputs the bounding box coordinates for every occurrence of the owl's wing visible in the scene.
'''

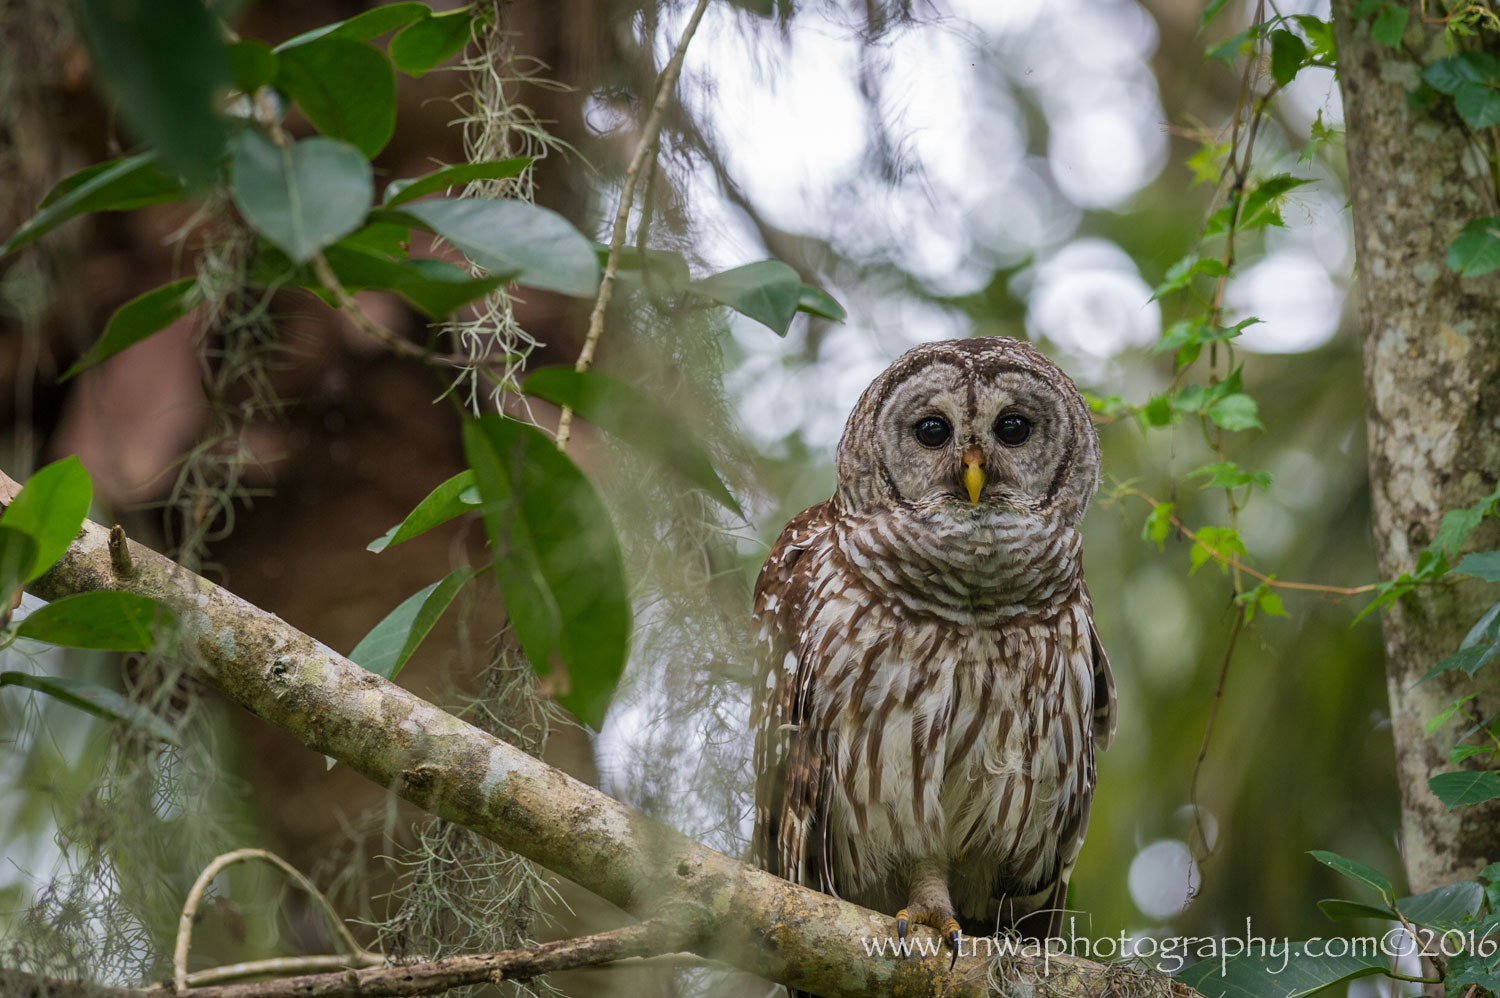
[1083,583,1116,751]
[751,501,836,892]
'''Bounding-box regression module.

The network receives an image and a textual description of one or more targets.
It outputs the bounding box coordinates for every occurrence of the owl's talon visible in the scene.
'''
[947,923,962,971]
[895,908,911,957]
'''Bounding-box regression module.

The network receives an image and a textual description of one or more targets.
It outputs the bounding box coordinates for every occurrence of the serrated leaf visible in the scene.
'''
[1209,393,1264,431]
[399,198,600,297]
[1270,29,1308,88]
[1454,551,1500,581]
[1,154,184,258]
[464,416,630,729]
[1428,770,1500,809]
[0,456,92,585]
[73,0,229,187]
[349,568,472,680]
[1309,850,1395,903]
[1423,53,1500,96]
[522,367,741,515]
[367,470,480,552]
[274,36,397,158]
[16,591,176,651]
[1177,941,1386,998]
[389,8,472,77]
[691,260,803,335]
[230,131,373,264]
[1455,83,1500,129]
[0,671,181,747]
[384,157,532,206]
[60,278,197,381]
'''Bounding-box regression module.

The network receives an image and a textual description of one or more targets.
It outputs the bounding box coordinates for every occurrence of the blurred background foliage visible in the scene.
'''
[0,0,1402,990]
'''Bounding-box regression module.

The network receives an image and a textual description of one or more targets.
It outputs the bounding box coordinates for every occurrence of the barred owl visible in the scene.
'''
[751,336,1115,968]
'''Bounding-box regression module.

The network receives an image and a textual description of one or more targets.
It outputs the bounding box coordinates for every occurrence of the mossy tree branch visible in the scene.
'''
[0,468,1185,998]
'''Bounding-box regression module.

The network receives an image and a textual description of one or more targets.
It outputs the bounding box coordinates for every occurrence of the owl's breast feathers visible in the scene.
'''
[751,501,1115,929]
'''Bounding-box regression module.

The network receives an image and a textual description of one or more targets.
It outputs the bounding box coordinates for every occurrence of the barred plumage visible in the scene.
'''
[751,337,1115,960]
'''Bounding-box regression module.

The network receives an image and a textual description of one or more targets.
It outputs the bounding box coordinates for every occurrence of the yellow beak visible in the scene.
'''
[962,447,985,505]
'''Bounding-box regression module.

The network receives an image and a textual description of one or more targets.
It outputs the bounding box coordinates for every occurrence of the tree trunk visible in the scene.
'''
[1332,1,1500,892]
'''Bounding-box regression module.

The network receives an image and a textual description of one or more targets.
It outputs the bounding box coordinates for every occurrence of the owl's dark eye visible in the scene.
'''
[994,412,1031,447]
[913,416,951,448]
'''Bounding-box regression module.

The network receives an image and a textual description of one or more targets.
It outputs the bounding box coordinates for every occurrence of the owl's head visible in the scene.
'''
[833,337,1101,527]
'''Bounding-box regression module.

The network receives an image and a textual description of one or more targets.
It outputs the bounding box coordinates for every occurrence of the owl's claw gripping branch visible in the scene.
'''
[893,861,963,969]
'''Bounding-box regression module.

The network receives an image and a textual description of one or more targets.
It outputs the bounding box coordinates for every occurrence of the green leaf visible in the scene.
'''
[522,367,742,515]
[796,284,847,322]
[1201,0,1233,28]
[349,568,472,679]
[1176,941,1386,998]
[72,0,230,187]
[1292,17,1336,61]
[1428,694,1478,735]
[384,157,532,206]
[1455,83,1500,129]
[1142,502,1173,549]
[0,456,92,585]
[463,415,630,729]
[0,527,39,611]
[1270,29,1308,88]
[1191,526,1247,575]
[16,591,176,651]
[320,245,511,318]
[1429,770,1500,810]
[1,154,184,258]
[1454,551,1500,581]
[1308,850,1395,904]
[227,40,279,93]
[1236,175,1314,232]
[1453,218,1500,277]
[1143,393,1173,427]
[1189,462,1272,491]
[389,8,473,77]
[1151,254,1228,301]
[274,36,397,158]
[60,278,198,381]
[368,470,480,552]
[0,671,181,747]
[691,260,803,335]
[1423,53,1500,96]
[1396,880,1484,926]
[230,131,373,264]
[1450,744,1492,764]
[1258,589,1287,618]
[398,198,600,297]
[1316,898,1398,922]
[329,2,432,41]
[1370,5,1408,47]
[1208,393,1264,432]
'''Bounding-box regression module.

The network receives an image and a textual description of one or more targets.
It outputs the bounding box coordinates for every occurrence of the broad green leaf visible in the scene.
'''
[1189,462,1272,491]
[1423,53,1500,96]
[1429,770,1500,810]
[464,416,630,728]
[1450,744,1492,764]
[1,154,184,257]
[227,40,278,93]
[522,368,742,515]
[797,284,847,321]
[1419,601,1500,683]
[389,8,473,76]
[691,260,802,335]
[16,591,175,651]
[1370,5,1408,47]
[368,470,480,552]
[1270,29,1308,88]
[1428,693,1479,734]
[399,198,600,297]
[329,2,432,41]
[1292,16,1336,61]
[73,0,229,186]
[60,278,197,381]
[0,527,39,611]
[1309,850,1395,903]
[1201,0,1233,27]
[230,131,373,264]
[1396,880,1483,926]
[1176,941,1386,998]
[384,158,532,206]
[0,456,92,584]
[338,221,411,258]
[1208,393,1264,432]
[1316,898,1397,922]
[1455,83,1500,130]
[349,568,472,679]
[0,671,181,747]
[593,242,692,295]
[1445,954,1500,998]
[1455,551,1500,582]
[321,245,512,318]
[274,36,397,158]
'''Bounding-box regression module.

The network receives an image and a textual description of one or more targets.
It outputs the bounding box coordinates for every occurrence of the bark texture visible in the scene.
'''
[0,469,1189,998]
[1332,2,1500,891]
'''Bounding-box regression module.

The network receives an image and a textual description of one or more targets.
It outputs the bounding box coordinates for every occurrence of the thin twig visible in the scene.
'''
[1189,603,1244,859]
[554,0,713,450]
[310,253,453,364]
[174,848,383,991]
